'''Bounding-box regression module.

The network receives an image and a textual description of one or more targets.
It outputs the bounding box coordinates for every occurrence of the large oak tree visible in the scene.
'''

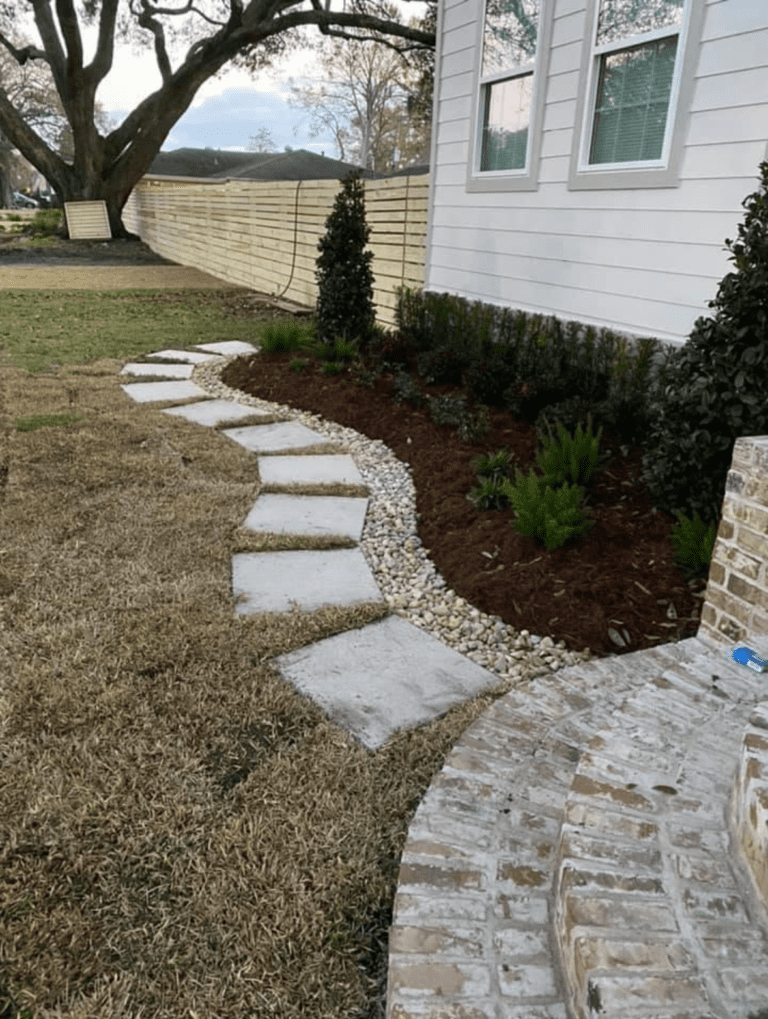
[0,0,435,237]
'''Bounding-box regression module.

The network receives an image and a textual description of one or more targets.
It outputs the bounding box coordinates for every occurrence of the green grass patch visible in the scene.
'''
[14,411,85,432]
[0,289,260,375]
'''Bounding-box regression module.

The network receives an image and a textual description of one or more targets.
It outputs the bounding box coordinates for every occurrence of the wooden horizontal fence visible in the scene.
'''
[123,173,430,329]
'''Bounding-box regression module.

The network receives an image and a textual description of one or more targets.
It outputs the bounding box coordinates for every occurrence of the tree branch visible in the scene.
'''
[238,8,434,51]
[54,0,84,72]
[0,33,48,66]
[137,0,174,81]
[30,0,68,91]
[88,0,120,86]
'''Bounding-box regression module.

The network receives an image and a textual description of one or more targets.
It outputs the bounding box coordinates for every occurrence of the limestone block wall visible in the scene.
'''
[697,435,768,647]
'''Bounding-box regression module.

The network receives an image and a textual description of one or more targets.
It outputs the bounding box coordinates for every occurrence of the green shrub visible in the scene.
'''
[30,208,63,235]
[315,169,376,350]
[416,343,473,386]
[321,361,346,375]
[289,357,311,374]
[392,371,425,407]
[670,510,717,581]
[350,361,378,387]
[639,160,768,533]
[533,411,604,490]
[428,394,470,429]
[327,336,360,362]
[260,319,315,353]
[467,448,516,510]
[500,469,595,551]
[461,348,519,407]
[426,394,491,443]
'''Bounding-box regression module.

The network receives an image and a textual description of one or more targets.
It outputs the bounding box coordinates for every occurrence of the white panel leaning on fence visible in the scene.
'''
[122,174,429,331]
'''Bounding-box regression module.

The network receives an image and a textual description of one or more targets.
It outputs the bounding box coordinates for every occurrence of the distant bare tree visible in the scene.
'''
[284,0,431,173]
[247,126,275,153]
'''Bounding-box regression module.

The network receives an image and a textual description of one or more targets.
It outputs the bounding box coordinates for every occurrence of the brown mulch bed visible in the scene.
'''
[221,348,711,663]
[0,232,181,265]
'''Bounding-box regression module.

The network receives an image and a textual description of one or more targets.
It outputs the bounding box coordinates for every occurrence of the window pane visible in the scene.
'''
[596,0,683,47]
[482,0,539,77]
[481,74,532,170]
[589,35,677,163]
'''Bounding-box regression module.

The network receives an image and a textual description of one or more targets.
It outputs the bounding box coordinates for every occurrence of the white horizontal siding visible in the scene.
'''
[425,0,768,350]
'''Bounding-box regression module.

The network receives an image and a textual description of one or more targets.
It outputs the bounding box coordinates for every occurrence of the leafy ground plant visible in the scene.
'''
[500,469,595,551]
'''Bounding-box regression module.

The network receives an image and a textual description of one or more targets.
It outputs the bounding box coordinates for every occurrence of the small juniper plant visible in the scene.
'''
[315,168,376,352]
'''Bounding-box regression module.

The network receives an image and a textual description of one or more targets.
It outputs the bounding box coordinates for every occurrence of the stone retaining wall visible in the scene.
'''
[698,435,768,647]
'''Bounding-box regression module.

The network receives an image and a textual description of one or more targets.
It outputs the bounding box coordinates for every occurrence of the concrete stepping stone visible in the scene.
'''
[162,400,273,427]
[232,548,381,616]
[120,380,210,404]
[242,494,369,541]
[194,341,258,356]
[222,421,332,453]
[120,362,193,378]
[274,614,502,751]
[146,349,224,364]
[258,454,365,488]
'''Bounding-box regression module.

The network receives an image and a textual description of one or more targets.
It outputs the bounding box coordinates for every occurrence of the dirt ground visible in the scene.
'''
[0,233,251,290]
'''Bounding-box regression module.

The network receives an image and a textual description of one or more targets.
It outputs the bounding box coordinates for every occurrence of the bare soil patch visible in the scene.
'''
[0,232,181,266]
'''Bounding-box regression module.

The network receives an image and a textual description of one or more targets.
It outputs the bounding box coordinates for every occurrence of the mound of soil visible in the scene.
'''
[222,348,712,663]
[0,230,180,265]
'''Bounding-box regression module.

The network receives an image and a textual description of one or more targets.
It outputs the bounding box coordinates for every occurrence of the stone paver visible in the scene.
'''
[119,379,210,403]
[222,421,334,453]
[162,399,272,427]
[120,361,193,378]
[231,548,382,615]
[241,493,369,541]
[258,453,365,488]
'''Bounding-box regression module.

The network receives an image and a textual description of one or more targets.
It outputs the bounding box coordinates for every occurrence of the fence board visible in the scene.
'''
[123,173,429,329]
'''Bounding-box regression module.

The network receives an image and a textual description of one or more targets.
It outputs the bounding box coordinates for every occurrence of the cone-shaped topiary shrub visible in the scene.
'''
[315,168,376,351]
[639,160,768,533]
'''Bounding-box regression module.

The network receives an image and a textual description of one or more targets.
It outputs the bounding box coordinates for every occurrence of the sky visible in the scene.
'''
[12,0,429,162]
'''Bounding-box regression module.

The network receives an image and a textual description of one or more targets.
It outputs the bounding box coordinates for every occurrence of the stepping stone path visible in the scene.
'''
[119,342,503,752]
[121,345,768,1019]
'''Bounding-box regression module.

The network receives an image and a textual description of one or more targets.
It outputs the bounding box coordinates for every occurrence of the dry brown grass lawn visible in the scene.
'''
[0,354,511,1019]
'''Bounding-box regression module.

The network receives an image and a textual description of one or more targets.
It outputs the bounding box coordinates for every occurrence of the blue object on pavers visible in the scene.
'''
[733,647,768,673]
[274,614,502,751]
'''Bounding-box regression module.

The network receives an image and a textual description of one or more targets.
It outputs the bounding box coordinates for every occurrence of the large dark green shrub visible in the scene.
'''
[639,160,768,532]
[315,169,376,349]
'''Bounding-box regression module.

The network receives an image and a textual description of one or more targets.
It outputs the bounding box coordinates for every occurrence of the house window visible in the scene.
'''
[587,0,685,167]
[478,0,539,173]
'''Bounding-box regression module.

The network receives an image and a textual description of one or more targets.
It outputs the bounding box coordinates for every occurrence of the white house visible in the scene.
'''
[423,0,768,353]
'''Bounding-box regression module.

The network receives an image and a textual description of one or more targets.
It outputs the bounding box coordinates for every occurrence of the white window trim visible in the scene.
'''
[568,0,706,190]
[467,0,555,192]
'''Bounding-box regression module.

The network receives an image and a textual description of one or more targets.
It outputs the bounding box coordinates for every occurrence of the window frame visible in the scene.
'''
[466,0,555,192]
[568,0,706,190]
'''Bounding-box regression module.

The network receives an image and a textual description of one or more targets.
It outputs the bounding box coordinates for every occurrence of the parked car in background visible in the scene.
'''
[12,192,40,208]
